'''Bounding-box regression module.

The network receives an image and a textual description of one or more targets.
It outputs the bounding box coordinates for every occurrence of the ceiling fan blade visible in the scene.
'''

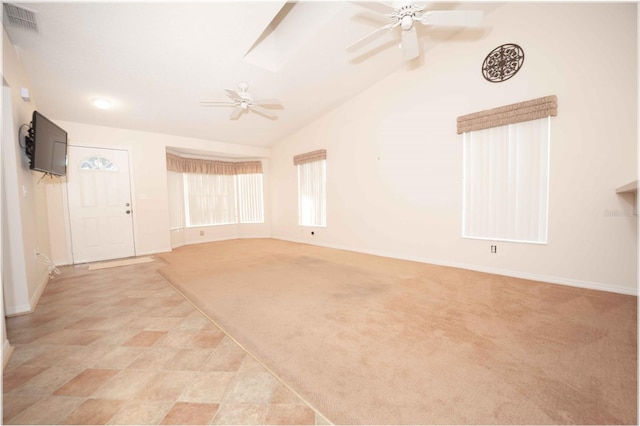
[230,107,243,120]
[401,27,419,60]
[249,105,278,120]
[347,21,400,52]
[252,98,283,108]
[420,10,484,27]
[224,89,243,101]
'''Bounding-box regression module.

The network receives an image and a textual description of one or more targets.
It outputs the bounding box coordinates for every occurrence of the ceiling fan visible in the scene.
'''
[200,82,283,120]
[347,1,484,61]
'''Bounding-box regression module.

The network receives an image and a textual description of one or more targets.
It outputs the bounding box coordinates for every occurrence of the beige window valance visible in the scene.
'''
[293,149,326,166]
[166,153,262,175]
[457,95,557,134]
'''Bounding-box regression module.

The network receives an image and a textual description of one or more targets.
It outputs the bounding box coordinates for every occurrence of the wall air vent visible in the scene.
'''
[3,3,39,33]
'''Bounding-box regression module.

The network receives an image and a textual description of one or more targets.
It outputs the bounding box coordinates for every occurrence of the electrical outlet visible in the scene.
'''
[491,245,497,253]
[199,230,204,236]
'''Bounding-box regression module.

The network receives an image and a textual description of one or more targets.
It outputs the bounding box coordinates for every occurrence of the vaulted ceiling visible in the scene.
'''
[4,1,500,147]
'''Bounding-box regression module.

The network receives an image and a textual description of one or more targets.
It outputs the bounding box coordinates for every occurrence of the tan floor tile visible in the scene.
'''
[160,402,219,425]
[93,346,145,369]
[211,404,268,425]
[201,337,247,371]
[8,327,63,344]
[107,400,174,425]
[155,330,199,348]
[65,316,109,329]
[5,345,52,367]
[5,395,84,425]
[122,331,168,347]
[55,345,114,369]
[15,345,77,368]
[178,371,236,403]
[164,348,213,371]
[127,347,180,370]
[11,366,85,396]
[90,329,140,346]
[265,404,317,425]
[3,364,50,392]
[187,330,225,349]
[1,394,40,423]
[129,316,183,332]
[176,313,213,331]
[53,368,120,397]
[134,371,198,401]
[92,369,157,400]
[224,372,278,404]
[62,398,127,425]
[32,329,108,346]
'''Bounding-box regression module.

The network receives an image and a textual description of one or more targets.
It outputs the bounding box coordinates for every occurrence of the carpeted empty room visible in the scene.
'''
[3,2,637,425]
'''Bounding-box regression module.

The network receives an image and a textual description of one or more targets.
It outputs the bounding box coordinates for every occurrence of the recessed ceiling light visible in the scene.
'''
[92,98,111,109]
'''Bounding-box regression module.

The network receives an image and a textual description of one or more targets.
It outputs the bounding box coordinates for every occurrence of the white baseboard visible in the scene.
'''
[3,340,14,370]
[274,236,637,296]
[5,272,50,316]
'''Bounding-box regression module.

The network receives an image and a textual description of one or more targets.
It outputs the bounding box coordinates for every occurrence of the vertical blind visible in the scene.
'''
[298,159,326,227]
[236,174,264,223]
[184,173,236,226]
[463,117,550,243]
[167,171,184,230]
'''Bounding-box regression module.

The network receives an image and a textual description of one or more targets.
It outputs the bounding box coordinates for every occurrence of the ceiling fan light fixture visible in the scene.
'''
[400,15,413,30]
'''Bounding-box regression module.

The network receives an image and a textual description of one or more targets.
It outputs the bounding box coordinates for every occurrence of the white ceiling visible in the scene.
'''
[4,1,500,148]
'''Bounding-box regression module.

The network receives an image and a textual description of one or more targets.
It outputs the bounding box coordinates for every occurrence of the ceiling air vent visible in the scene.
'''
[3,3,39,33]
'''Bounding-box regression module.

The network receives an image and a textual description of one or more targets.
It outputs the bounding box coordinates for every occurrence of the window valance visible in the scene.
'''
[166,153,262,175]
[457,95,557,134]
[293,149,326,166]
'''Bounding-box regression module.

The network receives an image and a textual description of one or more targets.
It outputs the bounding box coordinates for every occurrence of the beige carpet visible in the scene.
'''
[157,238,637,425]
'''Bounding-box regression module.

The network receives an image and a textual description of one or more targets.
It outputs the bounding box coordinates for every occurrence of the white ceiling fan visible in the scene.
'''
[347,1,484,61]
[200,81,283,120]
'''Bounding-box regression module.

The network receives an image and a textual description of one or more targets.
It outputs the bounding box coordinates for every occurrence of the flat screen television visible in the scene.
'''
[26,111,68,176]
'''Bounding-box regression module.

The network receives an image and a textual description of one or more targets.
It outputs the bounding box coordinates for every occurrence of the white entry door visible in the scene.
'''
[67,146,135,263]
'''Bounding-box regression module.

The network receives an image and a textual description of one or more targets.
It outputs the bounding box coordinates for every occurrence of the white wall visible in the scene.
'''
[2,28,53,316]
[47,121,272,264]
[270,3,638,294]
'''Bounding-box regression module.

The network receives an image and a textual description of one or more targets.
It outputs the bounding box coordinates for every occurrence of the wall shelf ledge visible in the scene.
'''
[616,180,638,194]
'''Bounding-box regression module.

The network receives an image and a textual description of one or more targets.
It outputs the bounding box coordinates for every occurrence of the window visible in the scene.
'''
[463,117,550,244]
[184,173,236,226]
[297,158,326,227]
[166,154,265,228]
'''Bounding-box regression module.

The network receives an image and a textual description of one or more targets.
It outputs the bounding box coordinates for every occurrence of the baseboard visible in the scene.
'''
[3,340,14,370]
[274,236,637,296]
[5,272,50,316]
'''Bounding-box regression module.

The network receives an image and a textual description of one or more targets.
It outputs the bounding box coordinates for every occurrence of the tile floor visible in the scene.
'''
[3,260,326,425]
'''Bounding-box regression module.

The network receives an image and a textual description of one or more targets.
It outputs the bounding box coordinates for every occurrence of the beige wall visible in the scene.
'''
[47,121,271,264]
[2,28,53,315]
[270,3,638,294]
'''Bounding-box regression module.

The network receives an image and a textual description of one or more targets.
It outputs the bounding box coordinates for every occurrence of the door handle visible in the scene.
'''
[125,210,131,214]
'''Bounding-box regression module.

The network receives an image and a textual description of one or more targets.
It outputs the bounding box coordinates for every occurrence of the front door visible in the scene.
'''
[66,145,135,263]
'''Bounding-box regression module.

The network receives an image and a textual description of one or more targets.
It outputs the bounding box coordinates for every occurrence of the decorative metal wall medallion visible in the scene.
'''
[482,43,525,83]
